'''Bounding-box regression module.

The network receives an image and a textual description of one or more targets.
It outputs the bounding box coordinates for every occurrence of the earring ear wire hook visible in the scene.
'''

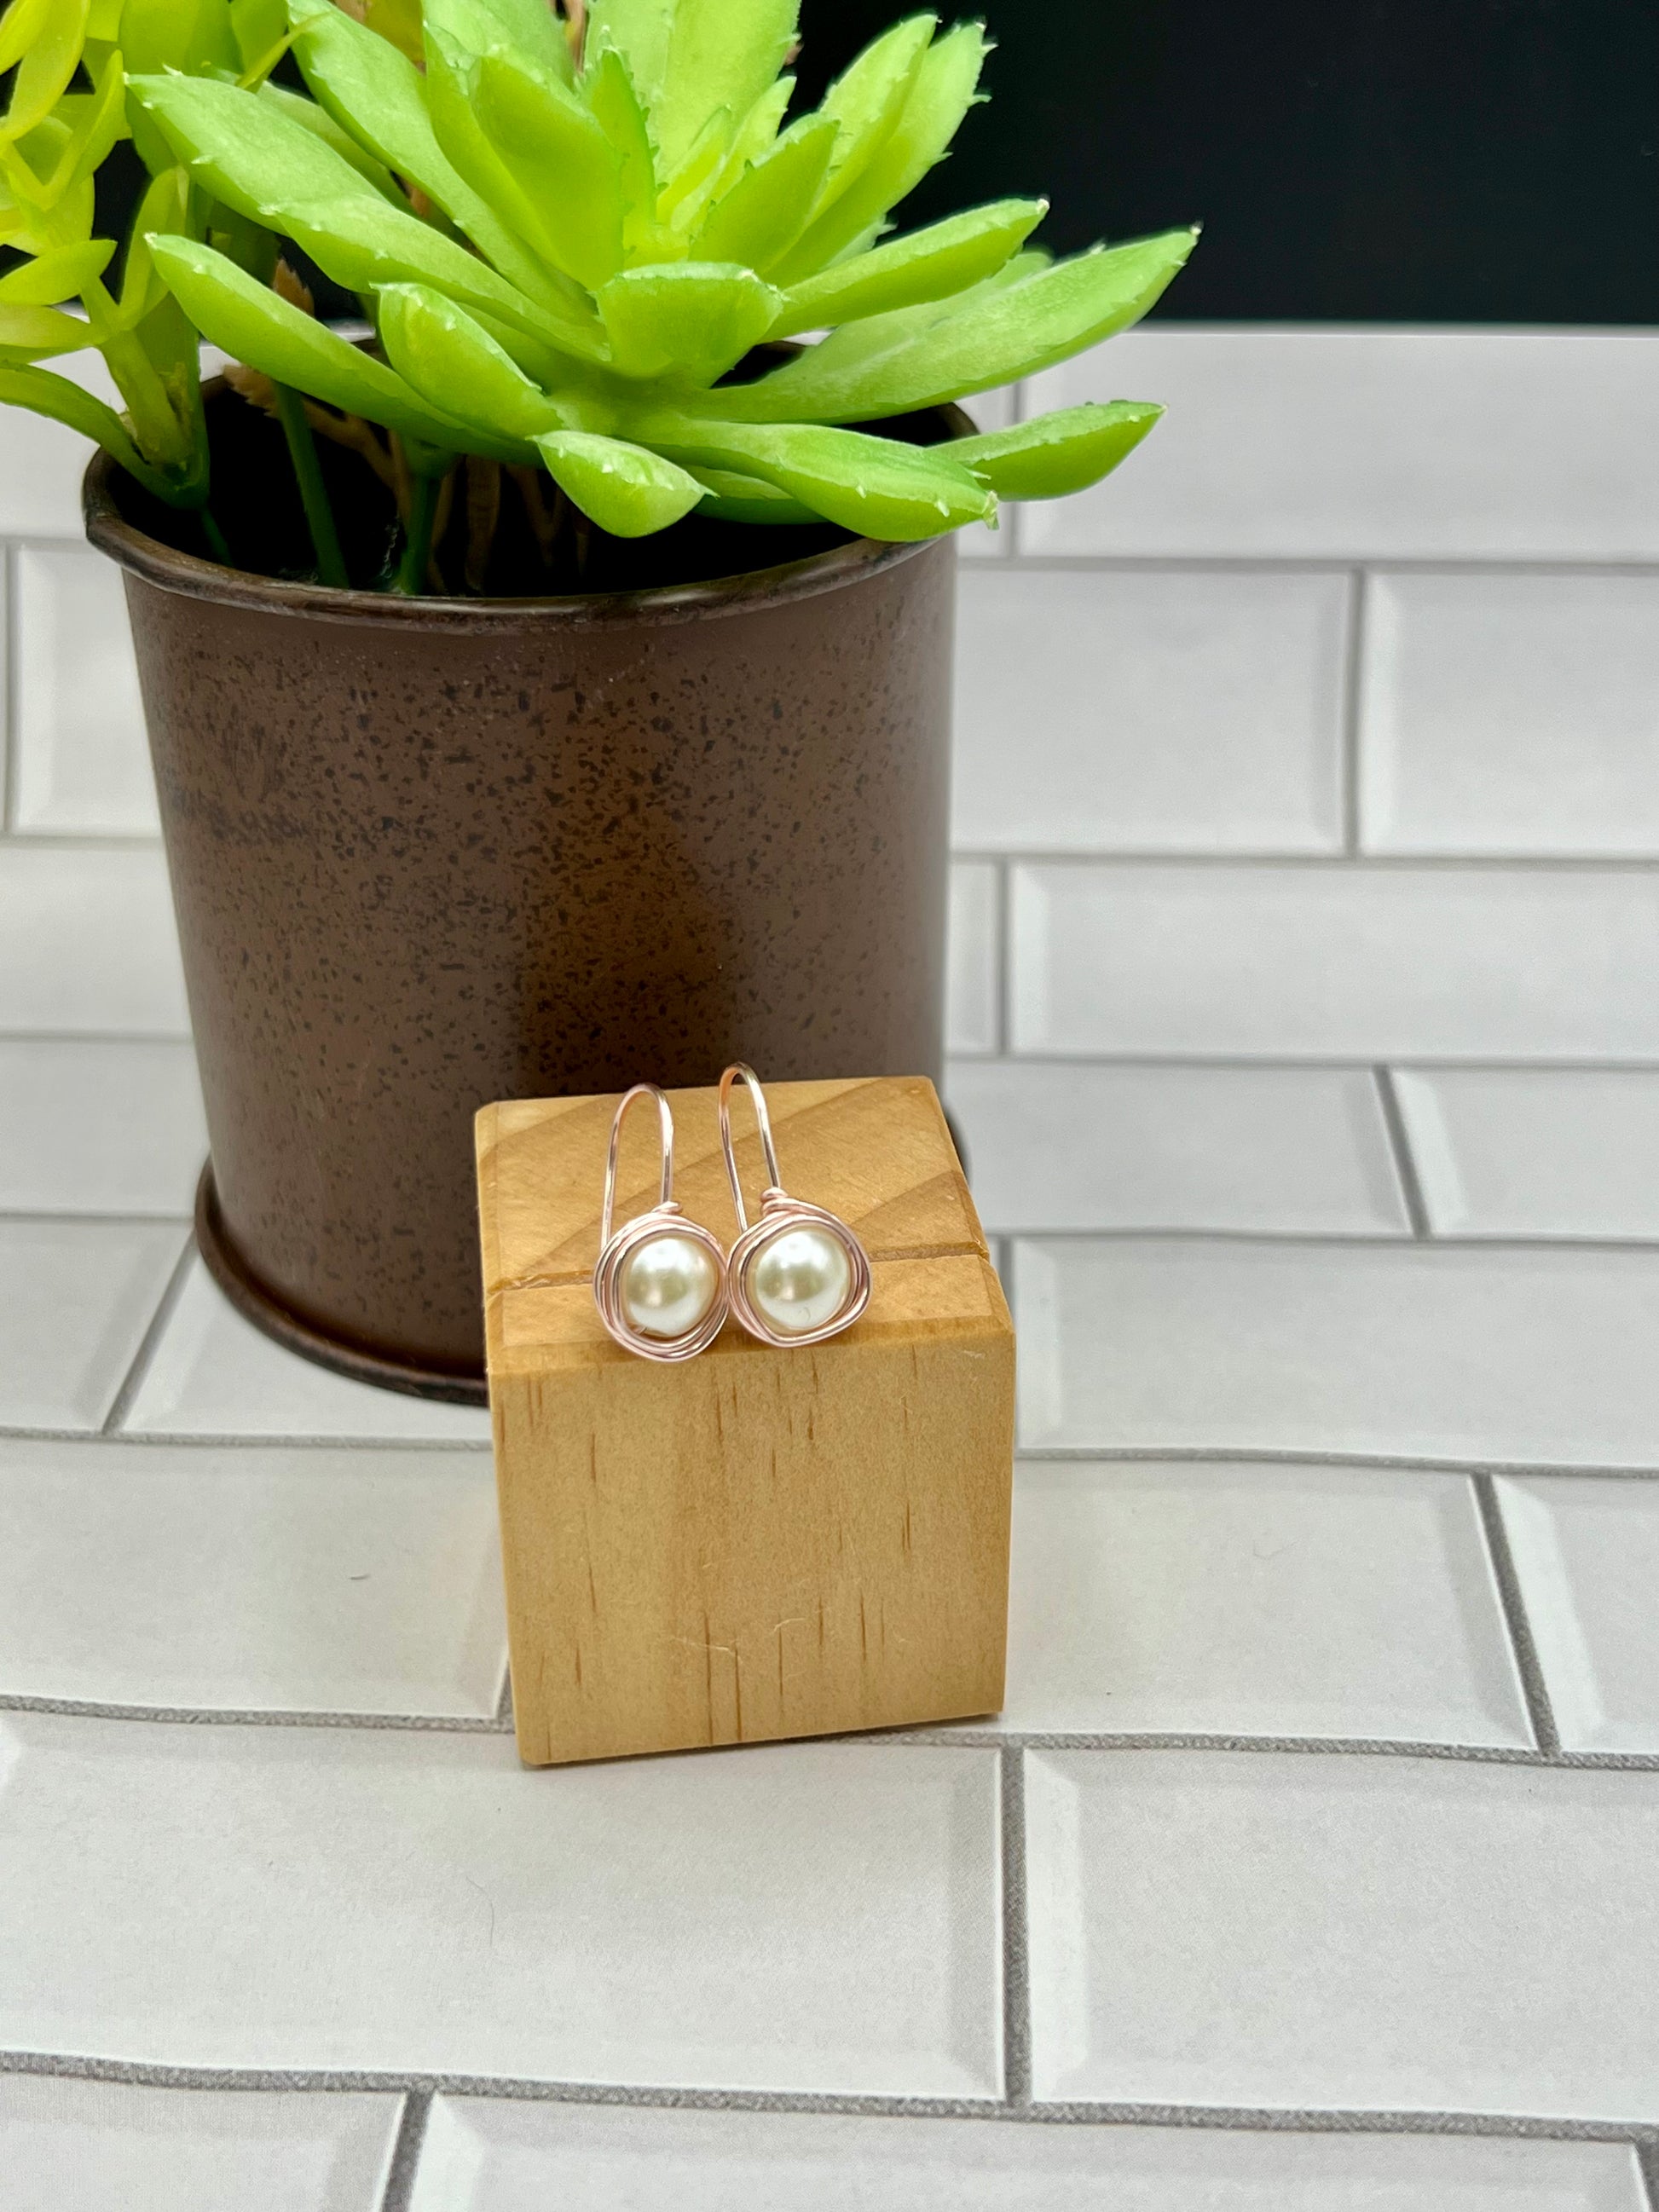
[718,1061,783,1231]
[593,1083,730,1361]
[602,1083,675,1246]
[717,1063,871,1348]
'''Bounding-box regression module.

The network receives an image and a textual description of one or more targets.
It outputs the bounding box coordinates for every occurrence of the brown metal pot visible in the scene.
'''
[84,389,962,1403]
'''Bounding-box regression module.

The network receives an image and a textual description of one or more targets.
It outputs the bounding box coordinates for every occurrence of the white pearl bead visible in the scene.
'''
[747,1224,853,1336]
[621,1233,718,1339]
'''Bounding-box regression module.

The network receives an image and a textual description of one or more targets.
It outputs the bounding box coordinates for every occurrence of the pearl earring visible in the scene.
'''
[593,1084,730,1360]
[718,1064,872,1347]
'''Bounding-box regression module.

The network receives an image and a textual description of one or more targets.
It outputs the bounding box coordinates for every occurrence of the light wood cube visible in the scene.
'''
[475,1077,1014,1767]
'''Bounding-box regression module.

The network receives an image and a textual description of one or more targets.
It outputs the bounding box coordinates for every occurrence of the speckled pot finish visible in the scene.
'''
[85,442,959,1399]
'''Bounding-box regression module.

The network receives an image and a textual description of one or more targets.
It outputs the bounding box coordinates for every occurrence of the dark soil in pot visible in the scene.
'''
[88,382,962,1401]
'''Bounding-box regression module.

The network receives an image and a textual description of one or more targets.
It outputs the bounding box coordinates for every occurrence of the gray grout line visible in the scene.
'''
[997,1745,1032,2106]
[1006,1225,1659,1254]
[1,2047,1656,2145]
[1338,566,1367,854]
[1371,1066,1432,1238]
[99,1230,197,1436]
[1015,1443,1659,1481]
[378,2091,432,2212]
[962,551,1659,580]
[0,1208,193,1228]
[0,1690,513,1732]
[992,856,1013,1057]
[0,1426,492,1451]
[494,1664,515,1731]
[2,542,15,838]
[1473,1473,1563,1756]
[950,846,1659,875]
[8,1687,1656,1767]
[885,1728,1659,1769]
[951,1048,1659,1074]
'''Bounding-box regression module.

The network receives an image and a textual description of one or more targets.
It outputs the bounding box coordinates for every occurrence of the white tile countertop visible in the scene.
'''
[4,328,1659,2209]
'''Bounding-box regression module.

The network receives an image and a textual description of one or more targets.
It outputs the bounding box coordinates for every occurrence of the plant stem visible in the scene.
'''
[272,382,349,589]
[199,507,232,566]
[394,471,442,596]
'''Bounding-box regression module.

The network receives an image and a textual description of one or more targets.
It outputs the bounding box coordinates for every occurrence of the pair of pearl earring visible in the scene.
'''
[592,1064,872,1363]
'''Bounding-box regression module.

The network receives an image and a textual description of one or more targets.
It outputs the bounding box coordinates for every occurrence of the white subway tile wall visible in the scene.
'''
[12,548,154,837]
[1025,1749,1659,2113]
[1359,570,1659,855]
[4,331,1659,2194]
[951,567,1350,852]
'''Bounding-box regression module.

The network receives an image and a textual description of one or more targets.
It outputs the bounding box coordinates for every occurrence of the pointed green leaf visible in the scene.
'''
[535,429,705,535]
[421,20,580,283]
[0,0,53,76]
[584,46,659,258]
[466,0,573,82]
[687,463,816,524]
[472,45,624,290]
[949,400,1163,499]
[772,197,1045,336]
[639,410,993,538]
[128,69,386,221]
[3,0,89,141]
[0,358,173,493]
[652,0,799,173]
[0,300,92,355]
[40,61,129,202]
[120,0,239,76]
[148,229,541,462]
[697,115,837,273]
[0,235,111,300]
[775,20,987,285]
[599,260,781,382]
[257,83,404,203]
[711,229,1197,423]
[377,280,568,444]
[288,0,558,297]
[230,0,287,71]
[583,0,673,115]
[713,74,793,197]
[805,13,932,222]
[656,102,731,232]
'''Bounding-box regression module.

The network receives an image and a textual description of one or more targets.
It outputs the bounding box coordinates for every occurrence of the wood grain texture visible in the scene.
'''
[477,1077,1014,1767]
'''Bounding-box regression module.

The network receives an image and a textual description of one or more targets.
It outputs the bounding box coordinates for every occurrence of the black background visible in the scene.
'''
[797,0,1659,322]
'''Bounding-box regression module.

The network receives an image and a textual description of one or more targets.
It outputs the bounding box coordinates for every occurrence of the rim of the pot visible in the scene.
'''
[84,379,976,633]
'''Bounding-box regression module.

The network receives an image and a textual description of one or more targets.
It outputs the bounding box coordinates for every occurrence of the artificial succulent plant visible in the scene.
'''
[0,0,1195,590]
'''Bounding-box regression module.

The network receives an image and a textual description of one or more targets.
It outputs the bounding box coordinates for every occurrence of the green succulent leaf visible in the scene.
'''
[0,0,53,76]
[584,0,674,116]
[0,234,112,301]
[230,0,289,72]
[2,0,89,141]
[713,228,1198,422]
[803,12,933,223]
[640,409,994,538]
[772,196,1045,336]
[0,358,173,493]
[465,0,575,84]
[687,462,816,524]
[584,45,659,259]
[129,67,385,222]
[696,113,837,272]
[651,0,799,173]
[713,72,793,196]
[535,428,707,535]
[0,299,93,356]
[286,0,556,297]
[774,20,988,284]
[257,82,405,204]
[471,43,624,290]
[377,280,569,443]
[598,258,781,381]
[950,400,1164,499]
[120,0,240,78]
[147,230,534,459]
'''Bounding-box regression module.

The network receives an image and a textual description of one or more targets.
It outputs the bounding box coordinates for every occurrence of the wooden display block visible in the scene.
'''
[475,1077,1014,1767]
